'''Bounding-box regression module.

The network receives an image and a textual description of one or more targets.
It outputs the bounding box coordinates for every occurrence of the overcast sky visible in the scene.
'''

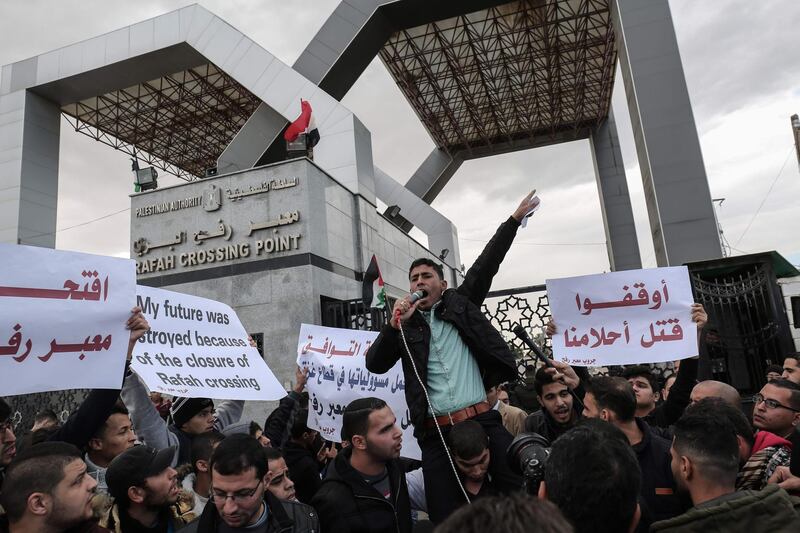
[1,0,799,292]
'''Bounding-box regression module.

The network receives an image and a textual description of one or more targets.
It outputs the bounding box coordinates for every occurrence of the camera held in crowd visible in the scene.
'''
[506,432,551,494]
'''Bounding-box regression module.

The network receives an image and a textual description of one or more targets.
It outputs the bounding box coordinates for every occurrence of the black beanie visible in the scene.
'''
[170,397,214,428]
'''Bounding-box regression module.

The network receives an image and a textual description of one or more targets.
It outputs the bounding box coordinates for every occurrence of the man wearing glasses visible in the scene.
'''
[751,379,800,440]
[182,434,318,532]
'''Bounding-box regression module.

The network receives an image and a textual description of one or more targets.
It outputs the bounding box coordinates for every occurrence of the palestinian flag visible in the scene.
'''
[284,99,320,148]
[362,255,386,309]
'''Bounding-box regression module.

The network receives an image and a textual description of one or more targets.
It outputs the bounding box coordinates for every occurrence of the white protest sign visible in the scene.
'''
[0,243,135,395]
[296,323,421,460]
[132,285,285,401]
[547,266,697,366]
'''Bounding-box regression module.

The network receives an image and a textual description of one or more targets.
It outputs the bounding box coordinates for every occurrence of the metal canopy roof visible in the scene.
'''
[60,63,261,180]
[379,0,616,155]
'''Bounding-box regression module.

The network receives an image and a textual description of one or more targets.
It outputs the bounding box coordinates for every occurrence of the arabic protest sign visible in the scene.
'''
[0,243,135,395]
[296,324,421,460]
[132,285,285,401]
[547,266,697,366]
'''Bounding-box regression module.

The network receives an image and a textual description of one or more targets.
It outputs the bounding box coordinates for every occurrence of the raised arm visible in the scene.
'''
[457,191,537,306]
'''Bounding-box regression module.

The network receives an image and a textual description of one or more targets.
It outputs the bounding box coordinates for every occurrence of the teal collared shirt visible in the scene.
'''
[421,301,486,415]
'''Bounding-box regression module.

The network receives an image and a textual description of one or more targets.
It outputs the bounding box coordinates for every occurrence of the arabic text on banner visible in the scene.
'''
[0,243,135,395]
[132,285,285,401]
[296,323,421,460]
[547,266,697,366]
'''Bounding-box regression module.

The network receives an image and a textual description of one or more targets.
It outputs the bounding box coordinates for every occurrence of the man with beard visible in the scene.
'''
[782,354,800,385]
[650,401,800,532]
[101,444,194,532]
[181,435,318,532]
[312,398,412,533]
[0,442,103,533]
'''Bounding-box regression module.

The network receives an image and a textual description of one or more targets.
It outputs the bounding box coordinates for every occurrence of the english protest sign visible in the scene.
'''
[132,285,285,400]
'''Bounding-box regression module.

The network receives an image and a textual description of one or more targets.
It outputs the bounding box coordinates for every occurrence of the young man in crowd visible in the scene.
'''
[0,398,16,477]
[263,447,298,502]
[282,408,330,504]
[661,374,677,402]
[366,192,537,522]
[312,398,411,533]
[752,378,800,440]
[524,364,583,443]
[30,409,60,433]
[0,442,101,533]
[446,420,497,499]
[85,402,137,494]
[437,493,572,533]
[651,400,800,532]
[181,435,318,533]
[539,419,641,533]
[767,364,786,382]
[782,353,800,384]
[582,376,684,523]
[623,304,705,430]
[101,444,194,531]
[181,430,226,517]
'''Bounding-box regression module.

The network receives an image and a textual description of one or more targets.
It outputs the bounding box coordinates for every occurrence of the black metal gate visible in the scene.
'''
[689,253,795,393]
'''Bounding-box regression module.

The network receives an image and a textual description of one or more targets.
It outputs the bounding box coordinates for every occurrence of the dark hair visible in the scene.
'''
[690,397,754,448]
[545,419,640,533]
[622,365,658,392]
[0,397,11,423]
[341,397,387,442]
[534,366,562,397]
[784,352,800,363]
[585,376,636,422]
[436,493,572,533]
[33,409,58,426]
[92,401,130,440]
[766,378,800,410]
[210,434,267,480]
[766,364,784,375]
[264,447,284,462]
[290,409,312,440]
[408,258,444,280]
[0,442,83,522]
[191,430,225,470]
[447,421,488,460]
[249,421,263,438]
[673,400,740,485]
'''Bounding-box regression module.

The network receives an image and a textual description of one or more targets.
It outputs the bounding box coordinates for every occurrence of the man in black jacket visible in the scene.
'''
[366,192,537,522]
[583,376,686,525]
[282,409,325,504]
[182,434,318,533]
[524,365,584,444]
[312,398,411,533]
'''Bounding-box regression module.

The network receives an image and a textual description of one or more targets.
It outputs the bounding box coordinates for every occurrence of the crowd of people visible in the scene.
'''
[2,192,800,532]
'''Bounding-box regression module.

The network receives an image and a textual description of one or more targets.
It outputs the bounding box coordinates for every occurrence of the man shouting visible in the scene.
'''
[367,191,538,522]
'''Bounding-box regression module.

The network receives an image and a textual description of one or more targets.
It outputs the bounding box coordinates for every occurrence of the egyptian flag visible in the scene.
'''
[284,99,320,148]
[362,255,386,309]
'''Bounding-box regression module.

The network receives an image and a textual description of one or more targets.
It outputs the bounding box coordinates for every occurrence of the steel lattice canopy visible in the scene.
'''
[60,64,261,180]
[379,0,616,155]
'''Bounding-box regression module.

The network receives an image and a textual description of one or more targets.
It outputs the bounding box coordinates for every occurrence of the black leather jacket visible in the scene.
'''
[311,448,412,533]
[179,491,319,533]
[366,217,520,438]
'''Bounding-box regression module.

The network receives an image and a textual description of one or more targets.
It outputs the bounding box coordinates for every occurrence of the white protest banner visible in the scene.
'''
[0,243,135,395]
[132,285,285,401]
[547,266,697,366]
[296,323,421,460]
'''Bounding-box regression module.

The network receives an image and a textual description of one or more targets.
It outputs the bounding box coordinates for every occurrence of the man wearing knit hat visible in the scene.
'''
[120,369,244,467]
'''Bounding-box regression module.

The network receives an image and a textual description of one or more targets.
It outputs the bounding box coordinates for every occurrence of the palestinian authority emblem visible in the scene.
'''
[202,184,221,212]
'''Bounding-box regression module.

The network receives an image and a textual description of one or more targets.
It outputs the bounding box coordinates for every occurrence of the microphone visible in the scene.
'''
[409,289,428,303]
[513,324,584,410]
[512,324,555,369]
